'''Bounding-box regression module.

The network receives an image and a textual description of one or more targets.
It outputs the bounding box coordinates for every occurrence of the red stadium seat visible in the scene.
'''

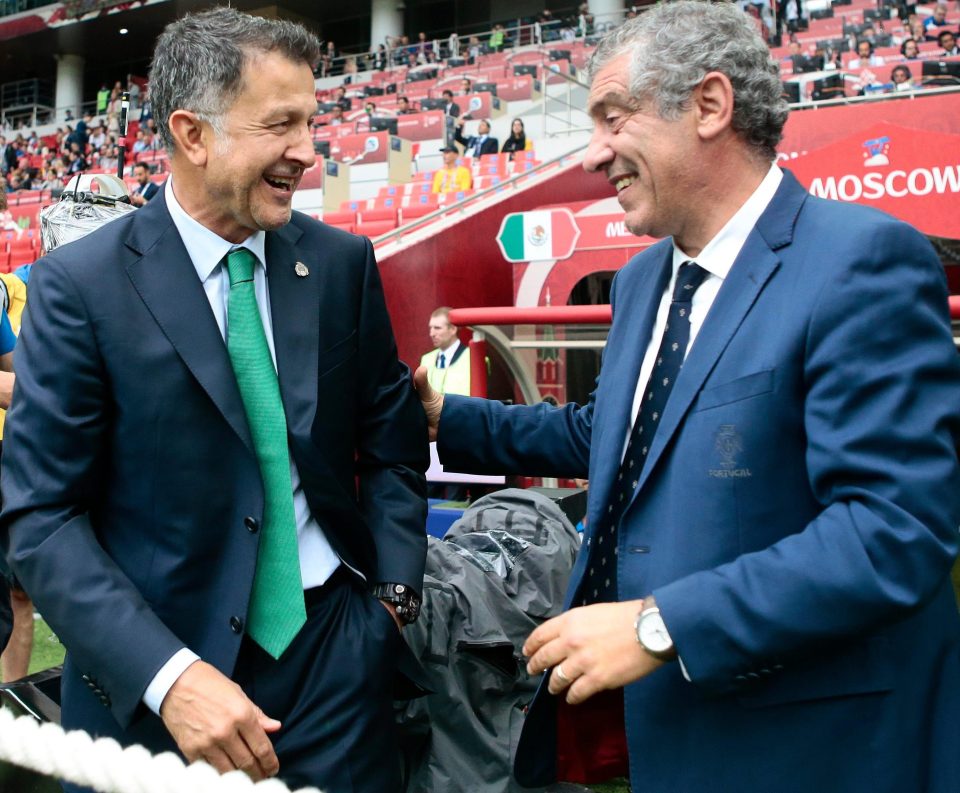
[357,207,397,224]
[354,219,397,238]
[327,221,354,234]
[398,203,438,223]
[322,210,356,226]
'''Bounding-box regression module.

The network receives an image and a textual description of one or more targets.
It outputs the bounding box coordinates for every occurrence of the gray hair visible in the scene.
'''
[586,0,788,161]
[149,7,320,152]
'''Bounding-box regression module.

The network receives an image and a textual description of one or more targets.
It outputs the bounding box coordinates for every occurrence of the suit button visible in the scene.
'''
[244,517,259,533]
[230,616,244,633]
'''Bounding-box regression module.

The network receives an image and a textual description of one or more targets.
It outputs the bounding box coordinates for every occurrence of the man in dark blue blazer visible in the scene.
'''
[453,117,499,158]
[130,161,159,206]
[416,3,960,791]
[1,9,427,792]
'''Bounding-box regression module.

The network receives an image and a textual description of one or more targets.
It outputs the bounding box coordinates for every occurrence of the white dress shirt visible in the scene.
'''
[437,338,460,367]
[142,179,340,714]
[625,164,783,457]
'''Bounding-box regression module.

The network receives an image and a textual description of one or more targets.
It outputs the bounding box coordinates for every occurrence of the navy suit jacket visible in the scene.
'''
[439,171,960,792]
[453,127,499,157]
[0,189,428,746]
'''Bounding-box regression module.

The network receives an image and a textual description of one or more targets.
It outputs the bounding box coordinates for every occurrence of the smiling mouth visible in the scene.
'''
[613,175,636,193]
[264,174,297,192]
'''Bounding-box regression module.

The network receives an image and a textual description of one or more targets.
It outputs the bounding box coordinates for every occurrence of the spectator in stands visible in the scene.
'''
[910,19,928,42]
[415,31,433,64]
[419,306,470,396]
[501,118,528,158]
[441,89,460,118]
[0,296,19,681]
[890,64,915,90]
[0,137,17,174]
[454,117,498,157]
[372,44,387,71]
[0,189,19,234]
[97,144,119,175]
[431,146,472,194]
[397,96,417,115]
[489,24,506,52]
[938,29,959,55]
[89,122,107,152]
[96,83,110,115]
[129,162,158,206]
[332,86,351,110]
[66,148,86,175]
[460,77,472,95]
[447,32,460,58]
[468,36,482,60]
[132,128,149,154]
[923,3,949,39]
[325,105,345,126]
[364,100,377,116]
[900,37,921,59]
[850,39,884,68]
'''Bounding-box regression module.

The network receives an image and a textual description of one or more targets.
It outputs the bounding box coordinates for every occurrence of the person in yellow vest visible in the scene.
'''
[419,306,470,396]
[431,146,472,194]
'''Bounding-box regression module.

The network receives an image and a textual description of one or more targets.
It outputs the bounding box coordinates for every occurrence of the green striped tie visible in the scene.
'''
[225,248,305,658]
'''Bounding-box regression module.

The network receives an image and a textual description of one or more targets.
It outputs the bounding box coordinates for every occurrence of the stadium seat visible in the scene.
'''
[358,207,397,224]
[354,219,397,238]
[322,210,357,227]
[399,203,438,223]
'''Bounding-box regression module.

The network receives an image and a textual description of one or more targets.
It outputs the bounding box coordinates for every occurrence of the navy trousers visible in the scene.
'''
[65,568,403,793]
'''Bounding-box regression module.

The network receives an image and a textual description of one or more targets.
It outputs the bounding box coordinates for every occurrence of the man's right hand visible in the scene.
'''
[160,660,280,781]
[413,366,443,442]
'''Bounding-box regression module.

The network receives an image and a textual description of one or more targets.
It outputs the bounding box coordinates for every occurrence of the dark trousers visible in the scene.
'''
[65,569,402,793]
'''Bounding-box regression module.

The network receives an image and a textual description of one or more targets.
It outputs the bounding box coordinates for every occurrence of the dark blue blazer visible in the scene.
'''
[0,189,428,746]
[439,171,960,792]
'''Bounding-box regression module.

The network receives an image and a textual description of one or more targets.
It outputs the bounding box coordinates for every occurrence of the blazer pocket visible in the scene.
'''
[737,637,894,709]
[695,369,775,412]
[317,330,358,379]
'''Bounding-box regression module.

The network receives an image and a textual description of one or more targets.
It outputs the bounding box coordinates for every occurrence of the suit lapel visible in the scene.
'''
[632,171,807,497]
[123,189,254,454]
[264,222,319,440]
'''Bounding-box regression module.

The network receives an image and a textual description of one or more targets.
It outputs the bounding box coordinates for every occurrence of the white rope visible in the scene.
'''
[0,707,322,793]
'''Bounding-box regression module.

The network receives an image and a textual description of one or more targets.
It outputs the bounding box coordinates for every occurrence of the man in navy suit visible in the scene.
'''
[453,117,499,157]
[416,2,960,791]
[129,162,159,206]
[1,8,427,792]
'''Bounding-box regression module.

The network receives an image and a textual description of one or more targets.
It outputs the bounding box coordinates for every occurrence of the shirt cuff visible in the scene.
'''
[142,648,200,716]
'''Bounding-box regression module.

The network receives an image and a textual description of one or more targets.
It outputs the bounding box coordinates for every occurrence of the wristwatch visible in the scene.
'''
[371,582,422,625]
[635,600,677,661]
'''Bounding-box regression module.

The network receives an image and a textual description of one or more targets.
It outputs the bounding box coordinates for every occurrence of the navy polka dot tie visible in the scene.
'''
[581,261,709,605]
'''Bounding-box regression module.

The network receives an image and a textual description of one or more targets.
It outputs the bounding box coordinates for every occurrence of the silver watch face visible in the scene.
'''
[638,610,673,654]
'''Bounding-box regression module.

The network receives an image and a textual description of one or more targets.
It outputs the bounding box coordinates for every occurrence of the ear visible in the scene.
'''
[168,109,209,167]
[692,71,734,143]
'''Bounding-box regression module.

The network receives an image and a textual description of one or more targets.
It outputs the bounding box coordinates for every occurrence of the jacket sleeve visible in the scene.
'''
[353,239,429,589]
[0,255,185,728]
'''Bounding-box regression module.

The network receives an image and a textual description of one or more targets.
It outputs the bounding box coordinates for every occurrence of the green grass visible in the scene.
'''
[593,781,630,792]
[28,616,64,676]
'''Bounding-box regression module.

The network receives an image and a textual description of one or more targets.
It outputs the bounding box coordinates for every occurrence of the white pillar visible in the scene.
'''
[370,0,403,51]
[54,53,84,123]
[589,0,626,31]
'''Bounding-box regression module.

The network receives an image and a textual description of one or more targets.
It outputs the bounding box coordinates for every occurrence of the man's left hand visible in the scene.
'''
[523,600,664,705]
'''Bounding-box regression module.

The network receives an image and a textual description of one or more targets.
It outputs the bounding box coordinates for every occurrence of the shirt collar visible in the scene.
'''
[672,163,783,280]
[164,175,267,282]
[440,338,461,357]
